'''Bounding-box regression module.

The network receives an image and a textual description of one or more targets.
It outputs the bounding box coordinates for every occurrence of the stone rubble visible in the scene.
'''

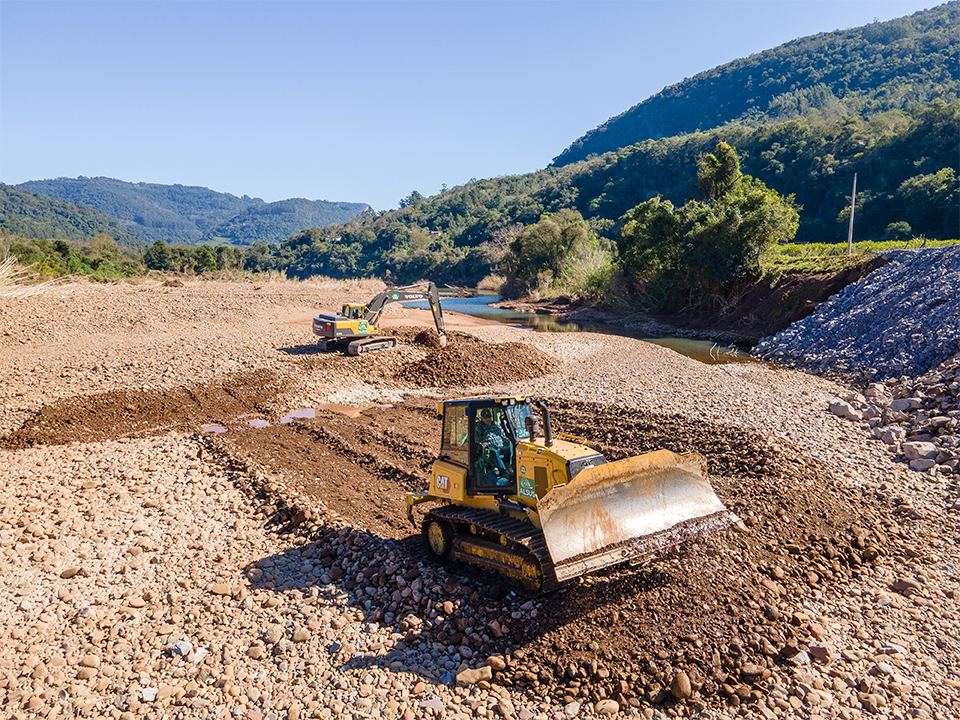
[1,279,959,719]
[828,350,959,488]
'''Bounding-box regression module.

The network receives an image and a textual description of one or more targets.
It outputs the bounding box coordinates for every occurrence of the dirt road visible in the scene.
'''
[0,279,956,720]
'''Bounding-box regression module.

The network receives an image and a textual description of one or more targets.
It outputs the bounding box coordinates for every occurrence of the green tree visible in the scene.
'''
[883,221,913,242]
[144,240,173,270]
[898,168,959,237]
[194,244,217,272]
[696,141,743,202]
[503,209,597,296]
[616,197,682,283]
[616,142,799,310]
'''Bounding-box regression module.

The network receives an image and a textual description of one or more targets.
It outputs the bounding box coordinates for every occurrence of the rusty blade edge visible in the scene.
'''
[552,510,738,583]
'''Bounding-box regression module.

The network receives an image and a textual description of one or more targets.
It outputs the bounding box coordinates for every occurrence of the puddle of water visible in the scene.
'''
[280,408,317,424]
[247,419,270,428]
[316,402,370,418]
[201,424,228,434]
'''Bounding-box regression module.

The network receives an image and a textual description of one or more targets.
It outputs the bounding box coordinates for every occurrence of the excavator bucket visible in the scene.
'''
[538,449,732,583]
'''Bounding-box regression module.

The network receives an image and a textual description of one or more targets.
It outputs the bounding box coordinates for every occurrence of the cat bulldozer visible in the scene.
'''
[406,396,732,592]
[313,281,446,355]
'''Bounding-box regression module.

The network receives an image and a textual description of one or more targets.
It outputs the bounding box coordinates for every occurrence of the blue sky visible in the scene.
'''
[0,1,941,211]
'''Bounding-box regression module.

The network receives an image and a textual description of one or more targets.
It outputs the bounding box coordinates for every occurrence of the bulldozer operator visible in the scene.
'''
[475,407,513,487]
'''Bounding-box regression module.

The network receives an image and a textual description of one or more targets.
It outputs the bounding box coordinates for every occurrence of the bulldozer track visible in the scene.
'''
[425,505,560,593]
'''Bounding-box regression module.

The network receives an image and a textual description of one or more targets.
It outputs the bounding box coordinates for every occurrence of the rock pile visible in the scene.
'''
[754,247,960,382]
[829,351,960,477]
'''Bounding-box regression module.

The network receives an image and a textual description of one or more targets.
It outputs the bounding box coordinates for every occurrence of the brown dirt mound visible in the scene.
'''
[397,342,561,387]
[414,328,444,350]
[383,325,480,347]
[0,370,282,449]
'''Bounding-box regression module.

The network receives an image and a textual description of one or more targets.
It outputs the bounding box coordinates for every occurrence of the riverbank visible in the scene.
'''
[494,255,886,348]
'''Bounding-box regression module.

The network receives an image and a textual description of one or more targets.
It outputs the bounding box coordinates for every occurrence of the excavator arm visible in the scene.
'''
[365,282,446,342]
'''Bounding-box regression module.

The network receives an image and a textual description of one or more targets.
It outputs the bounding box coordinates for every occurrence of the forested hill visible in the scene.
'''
[17,177,261,246]
[260,100,956,285]
[205,198,369,246]
[0,184,145,251]
[15,177,367,246]
[553,2,959,166]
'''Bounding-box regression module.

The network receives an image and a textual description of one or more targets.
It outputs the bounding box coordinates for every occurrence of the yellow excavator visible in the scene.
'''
[313,281,446,355]
[406,396,732,592]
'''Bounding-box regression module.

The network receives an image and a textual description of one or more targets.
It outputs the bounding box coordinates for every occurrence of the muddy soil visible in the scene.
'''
[0,369,283,450]
[221,398,441,540]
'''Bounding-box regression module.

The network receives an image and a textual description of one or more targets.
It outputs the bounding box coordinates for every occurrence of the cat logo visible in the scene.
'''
[436,475,450,493]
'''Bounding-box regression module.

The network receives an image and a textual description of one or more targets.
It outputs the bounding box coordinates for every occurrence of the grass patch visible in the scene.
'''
[763,238,959,273]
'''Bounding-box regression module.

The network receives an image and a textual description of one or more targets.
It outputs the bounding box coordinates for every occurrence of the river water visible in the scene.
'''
[405,294,754,366]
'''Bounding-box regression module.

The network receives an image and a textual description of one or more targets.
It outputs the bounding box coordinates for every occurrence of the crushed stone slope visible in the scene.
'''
[754,246,960,382]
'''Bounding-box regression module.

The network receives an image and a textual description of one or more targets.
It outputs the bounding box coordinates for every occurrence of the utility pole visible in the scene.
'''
[846,173,857,255]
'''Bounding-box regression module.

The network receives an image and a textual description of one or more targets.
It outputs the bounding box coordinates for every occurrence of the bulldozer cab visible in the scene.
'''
[439,399,534,495]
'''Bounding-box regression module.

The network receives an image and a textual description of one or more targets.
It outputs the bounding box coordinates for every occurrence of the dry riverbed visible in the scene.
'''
[0,279,957,720]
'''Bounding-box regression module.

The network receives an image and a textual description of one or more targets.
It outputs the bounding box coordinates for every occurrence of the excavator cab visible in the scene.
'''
[341,304,367,320]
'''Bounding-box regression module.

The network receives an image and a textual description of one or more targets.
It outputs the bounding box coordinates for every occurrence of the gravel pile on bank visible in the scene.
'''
[396,343,561,388]
[753,247,960,382]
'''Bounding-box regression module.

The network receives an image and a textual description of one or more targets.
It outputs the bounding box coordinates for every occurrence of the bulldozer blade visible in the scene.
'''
[538,449,732,583]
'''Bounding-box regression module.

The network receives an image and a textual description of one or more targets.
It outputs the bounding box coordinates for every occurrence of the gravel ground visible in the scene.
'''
[753,247,960,382]
[1,278,958,720]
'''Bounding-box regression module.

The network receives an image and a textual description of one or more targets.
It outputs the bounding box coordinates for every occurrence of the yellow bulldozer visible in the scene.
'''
[406,396,732,592]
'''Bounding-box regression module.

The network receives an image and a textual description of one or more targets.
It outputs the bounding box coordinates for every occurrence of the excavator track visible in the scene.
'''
[422,505,560,593]
[347,336,397,355]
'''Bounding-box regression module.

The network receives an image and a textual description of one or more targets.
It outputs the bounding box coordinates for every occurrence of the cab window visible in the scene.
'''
[440,404,470,466]
[507,403,534,441]
[473,405,515,491]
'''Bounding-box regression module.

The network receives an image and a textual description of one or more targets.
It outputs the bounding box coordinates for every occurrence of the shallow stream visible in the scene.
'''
[405,293,755,366]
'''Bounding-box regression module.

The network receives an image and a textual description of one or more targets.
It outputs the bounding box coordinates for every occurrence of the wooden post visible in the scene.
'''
[846,173,857,255]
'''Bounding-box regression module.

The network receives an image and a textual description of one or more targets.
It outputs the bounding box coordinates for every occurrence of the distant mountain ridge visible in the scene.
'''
[15,177,368,246]
[553,2,959,166]
[0,183,145,250]
[205,197,370,246]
